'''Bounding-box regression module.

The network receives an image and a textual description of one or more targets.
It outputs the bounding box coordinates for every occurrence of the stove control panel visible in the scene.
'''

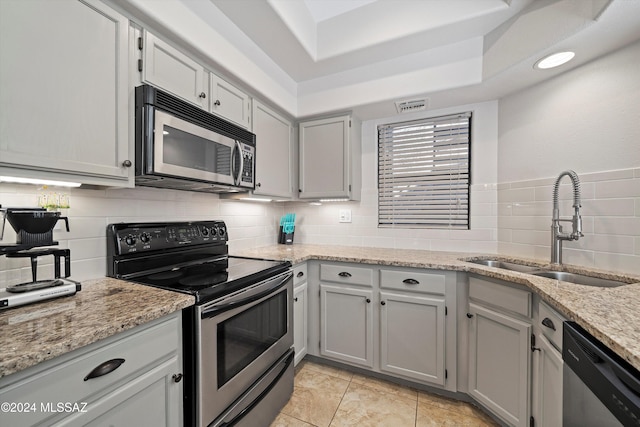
[108,221,227,254]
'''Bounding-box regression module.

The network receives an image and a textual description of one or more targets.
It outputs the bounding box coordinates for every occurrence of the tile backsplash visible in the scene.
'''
[0,184,284,285]
[2,167,638,285]
[497,168,640,275]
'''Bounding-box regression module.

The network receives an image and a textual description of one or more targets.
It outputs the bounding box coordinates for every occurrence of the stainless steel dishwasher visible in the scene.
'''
[563,322,640,426]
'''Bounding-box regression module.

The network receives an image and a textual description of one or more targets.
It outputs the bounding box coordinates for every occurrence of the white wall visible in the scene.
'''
[0,184,283,284]
[497,41,640,274]
[287,101,499,253]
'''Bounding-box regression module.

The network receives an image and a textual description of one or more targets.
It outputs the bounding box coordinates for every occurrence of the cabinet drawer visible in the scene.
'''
[469,276,531,318]
[0,316,179,426]
[320,264,373,287]
[380,269,445,295]
[538,301,566,350]
[293,263,308,287]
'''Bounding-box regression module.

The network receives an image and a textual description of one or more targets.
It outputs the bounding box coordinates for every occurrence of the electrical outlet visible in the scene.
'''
[339,209,352,223]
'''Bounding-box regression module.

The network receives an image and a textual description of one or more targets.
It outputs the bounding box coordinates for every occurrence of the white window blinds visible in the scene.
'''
[378,112,471,229]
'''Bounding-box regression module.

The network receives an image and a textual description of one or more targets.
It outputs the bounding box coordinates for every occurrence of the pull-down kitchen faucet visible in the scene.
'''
[551,170,583,265]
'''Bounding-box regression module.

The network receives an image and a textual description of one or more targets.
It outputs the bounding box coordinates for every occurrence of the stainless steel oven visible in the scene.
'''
[135,84,256,193]
[106,221,293,427]
[198,270,293,426]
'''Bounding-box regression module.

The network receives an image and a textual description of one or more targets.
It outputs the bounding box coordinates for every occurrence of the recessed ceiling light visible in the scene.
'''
[534,51,575,70]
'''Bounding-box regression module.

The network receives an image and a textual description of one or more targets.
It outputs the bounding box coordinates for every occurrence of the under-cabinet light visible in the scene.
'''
[0,176,82,187]
[319,198,350,202]
[534,51,575,69]
[240,197,273,202]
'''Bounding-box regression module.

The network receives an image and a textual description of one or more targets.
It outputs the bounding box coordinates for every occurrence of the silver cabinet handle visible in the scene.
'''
[122,159,132,167]
[403,278,419,285]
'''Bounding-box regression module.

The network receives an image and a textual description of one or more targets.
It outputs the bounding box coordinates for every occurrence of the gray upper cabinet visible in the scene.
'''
[298,115,361,200]
[139,30,250,129]
[140,30,207,108]
[0,0,132,186]
[210,74,251,129]
[252,101,294,198]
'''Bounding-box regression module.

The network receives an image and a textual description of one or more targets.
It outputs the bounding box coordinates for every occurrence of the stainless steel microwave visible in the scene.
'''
[135,84,255,193]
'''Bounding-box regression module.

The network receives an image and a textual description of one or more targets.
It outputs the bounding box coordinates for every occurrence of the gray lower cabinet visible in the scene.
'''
[320,284,374,368]
[0,0,132,187]
[467,276,532,427]
[532,334,563,427]
[532,299,565,427]
[379,291,446,385]
[293,263,309,366]
[0,313,183,427]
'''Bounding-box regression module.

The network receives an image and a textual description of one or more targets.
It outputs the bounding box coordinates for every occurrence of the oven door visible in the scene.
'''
[150,108,249,187]
[196,270,293,427]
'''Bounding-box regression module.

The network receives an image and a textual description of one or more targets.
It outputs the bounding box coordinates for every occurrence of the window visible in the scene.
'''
[378,112,471,229]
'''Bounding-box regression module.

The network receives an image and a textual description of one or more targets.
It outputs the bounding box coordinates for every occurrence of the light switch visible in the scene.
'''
[339,209,352,223]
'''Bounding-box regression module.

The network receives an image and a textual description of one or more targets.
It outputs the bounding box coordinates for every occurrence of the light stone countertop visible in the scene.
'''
[234,244,640,372]
[0,278,194,378]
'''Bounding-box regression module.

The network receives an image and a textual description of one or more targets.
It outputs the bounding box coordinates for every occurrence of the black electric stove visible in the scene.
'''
[106,221,290,304]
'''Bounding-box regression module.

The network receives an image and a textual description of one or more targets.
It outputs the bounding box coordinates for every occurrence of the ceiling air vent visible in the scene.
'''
[395,98,428,114]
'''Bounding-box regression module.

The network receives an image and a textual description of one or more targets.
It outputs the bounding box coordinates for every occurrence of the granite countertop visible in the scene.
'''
[234,244,640,372]
[0,278,194,378]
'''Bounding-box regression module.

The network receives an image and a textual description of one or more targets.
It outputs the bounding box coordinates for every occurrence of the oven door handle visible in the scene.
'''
[201,271,292,319]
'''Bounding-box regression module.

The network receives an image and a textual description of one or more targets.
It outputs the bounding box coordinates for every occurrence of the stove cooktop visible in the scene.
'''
[128,256,289,303]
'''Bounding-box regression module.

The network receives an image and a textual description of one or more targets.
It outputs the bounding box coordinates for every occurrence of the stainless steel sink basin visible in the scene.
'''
[530,271,627,288]
[467,259,540,273]
[466,258,631,288]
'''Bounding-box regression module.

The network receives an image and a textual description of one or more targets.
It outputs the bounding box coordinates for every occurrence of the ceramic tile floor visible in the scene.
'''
[270,360,499,427]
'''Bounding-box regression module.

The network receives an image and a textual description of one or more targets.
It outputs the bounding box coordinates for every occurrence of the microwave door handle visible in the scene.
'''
[233,140,244,186]
[231,142,238,184]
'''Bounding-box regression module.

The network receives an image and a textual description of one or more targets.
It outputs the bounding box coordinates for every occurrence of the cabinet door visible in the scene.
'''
[293,283,308,366]
[380,292,446,386]
[0,0,131,184]
[53,357,183,427]
[299,116,350,199]
[252,101,293,198]
[533,334,563,427]
[320,284,373,367]
[141,30,206,108]
[468,302,531,427]
[209,74,251,128]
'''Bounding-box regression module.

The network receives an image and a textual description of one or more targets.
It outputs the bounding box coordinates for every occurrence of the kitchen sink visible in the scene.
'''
[530,271,627,288]
[466,258,631,288]
[466,259,540,273]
